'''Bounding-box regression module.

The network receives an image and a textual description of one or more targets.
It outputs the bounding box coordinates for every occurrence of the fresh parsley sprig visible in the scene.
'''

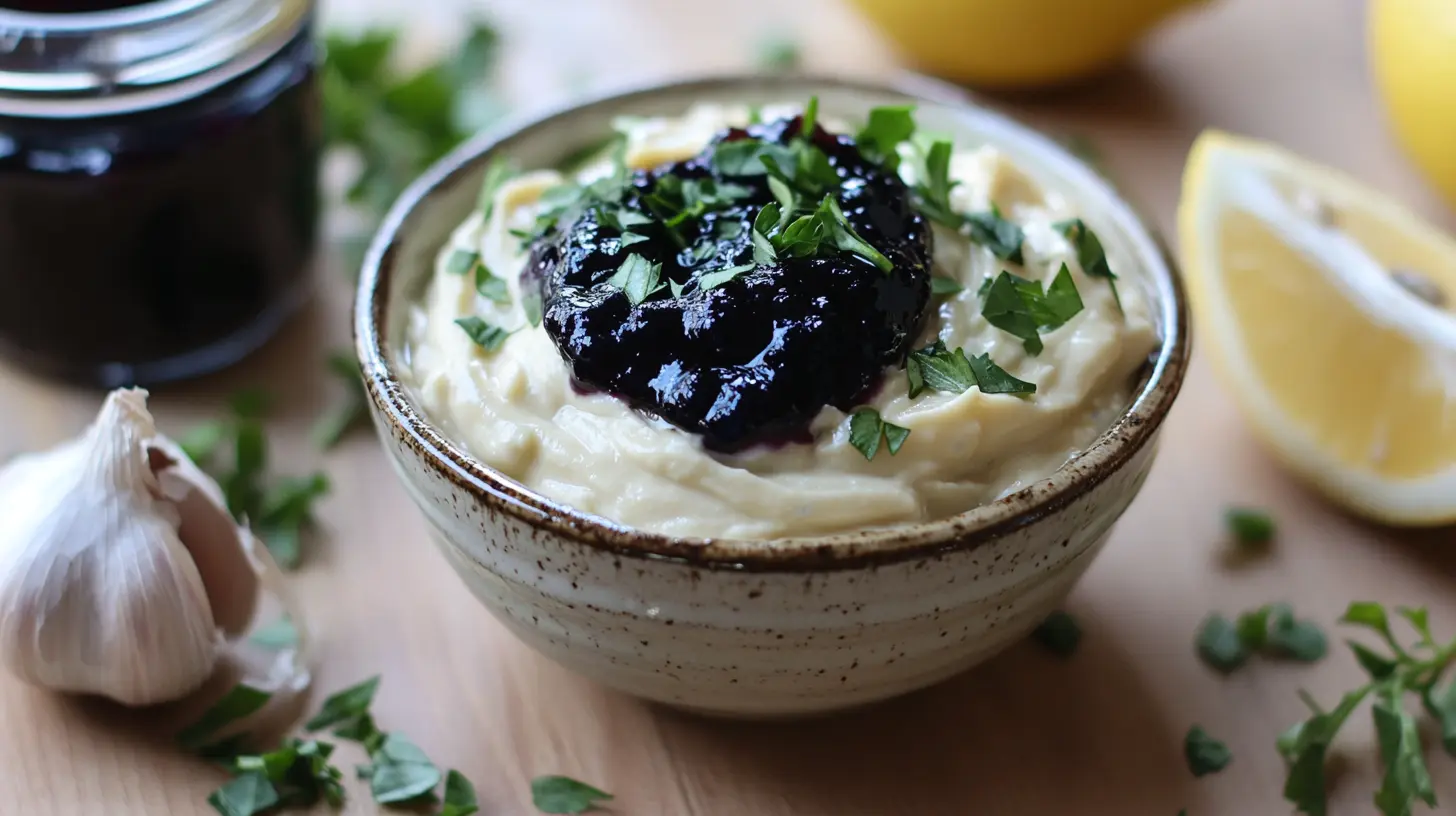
[532,776,615,814]
[1278,602,1456,816]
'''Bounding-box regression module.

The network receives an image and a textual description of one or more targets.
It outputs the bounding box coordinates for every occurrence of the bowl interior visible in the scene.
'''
[356,74,1188,565]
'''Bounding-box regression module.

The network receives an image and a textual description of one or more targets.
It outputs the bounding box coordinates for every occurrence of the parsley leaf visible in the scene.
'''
[698,263,755,291]
[1226,507,1275,547]
[1033,611,1082,657]
[1196,614,1248,673]
[771,194,892,272]
[847,408,910,460]
[966,353,1036,394]
[800,95,819,137]
[218,739,346,813]
[531,776,614,815]
[1055,218,1122,310]
[208,771,279,816]
[1373,683,1437,816]
[474,263,511,304]
[305,676,381,733]
[856,104,916,170]
[442,769,480,816]
[607,253,665,305]
[979,269,1083,354]
[370,733,442,805]
[712,139,798,177]
[521,288,544,328]
[1266,604,1328,662]
[1423,680,1456,757]
[179,684,272,751]
[964,208,1025,265]
[455,316,512,351]
[930,275,963,295]
[1184,726,1233,777]
[905,341,976,398]
[912,139,962,229]
[980,272,1046,354]
[1282,687,1371,816]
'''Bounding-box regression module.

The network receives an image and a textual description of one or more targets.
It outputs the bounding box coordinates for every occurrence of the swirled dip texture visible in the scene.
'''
[534,115,932,451]
[405,104,1160,539]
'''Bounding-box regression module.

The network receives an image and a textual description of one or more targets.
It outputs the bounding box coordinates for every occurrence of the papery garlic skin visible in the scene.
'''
[0,389,249,706]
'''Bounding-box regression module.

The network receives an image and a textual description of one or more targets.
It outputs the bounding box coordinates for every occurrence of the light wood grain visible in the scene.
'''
[2,0,1454,813]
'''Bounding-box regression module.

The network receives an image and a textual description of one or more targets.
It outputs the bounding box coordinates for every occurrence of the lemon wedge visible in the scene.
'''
[1178,131,1456,526]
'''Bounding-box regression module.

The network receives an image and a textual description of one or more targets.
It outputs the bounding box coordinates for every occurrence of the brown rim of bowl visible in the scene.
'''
[354,72,1191,574]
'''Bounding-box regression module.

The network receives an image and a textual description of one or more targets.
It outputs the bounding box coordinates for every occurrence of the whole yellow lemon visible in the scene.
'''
[848,0,1208,89]
[1371,0,1456,210]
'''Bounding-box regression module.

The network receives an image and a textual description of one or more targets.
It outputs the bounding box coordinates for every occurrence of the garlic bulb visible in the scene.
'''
[0,389,261,706]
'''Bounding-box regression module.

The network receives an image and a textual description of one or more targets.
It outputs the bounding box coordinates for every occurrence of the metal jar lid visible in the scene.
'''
[0,0,312,118]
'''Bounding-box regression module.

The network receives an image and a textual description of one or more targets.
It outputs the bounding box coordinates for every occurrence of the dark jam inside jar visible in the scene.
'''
[0,2,319,387]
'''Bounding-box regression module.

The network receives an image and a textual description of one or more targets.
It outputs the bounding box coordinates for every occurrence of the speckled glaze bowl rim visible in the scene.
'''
[355,72,1191,573]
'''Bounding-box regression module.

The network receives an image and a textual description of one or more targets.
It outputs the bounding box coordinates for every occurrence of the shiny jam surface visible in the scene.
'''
[0,28,319,386]
[532,116,933,451]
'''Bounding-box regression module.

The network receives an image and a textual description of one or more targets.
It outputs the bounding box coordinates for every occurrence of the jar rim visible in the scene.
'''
[0,0,311,118]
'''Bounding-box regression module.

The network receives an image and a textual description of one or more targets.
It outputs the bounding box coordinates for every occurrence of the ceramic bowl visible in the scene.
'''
[355,75,1189,718]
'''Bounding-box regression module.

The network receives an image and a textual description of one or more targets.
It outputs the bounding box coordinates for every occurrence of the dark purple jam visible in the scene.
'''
[531,115,933,452]
[0,25,319,387]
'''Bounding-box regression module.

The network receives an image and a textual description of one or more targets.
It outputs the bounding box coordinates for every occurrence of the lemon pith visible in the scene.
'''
[1179,131,1456,526]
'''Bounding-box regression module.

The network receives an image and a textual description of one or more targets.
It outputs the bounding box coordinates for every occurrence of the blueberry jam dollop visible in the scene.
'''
[528,113,933,452]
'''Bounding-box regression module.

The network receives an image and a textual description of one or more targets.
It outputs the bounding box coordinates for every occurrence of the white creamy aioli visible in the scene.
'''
[405,104,1159,539]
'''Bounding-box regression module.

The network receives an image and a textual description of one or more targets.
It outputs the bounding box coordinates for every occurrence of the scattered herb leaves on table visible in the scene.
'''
[1033,611,1082,657]
[1184,726,1232,777]
[531,775,614,815]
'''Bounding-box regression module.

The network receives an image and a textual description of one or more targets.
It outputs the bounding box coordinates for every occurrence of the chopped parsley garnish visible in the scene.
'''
[442,770,480,816]
[1032,611,1082,657]
[607,253,665,305]
[964,207,1026,265]
[455,316,512,351]
[905,341,1037,397]
[979,266,1084,354]
[712,139,797,177]
[930,276,964,295]
[967,352,1038,394]
[856,104,917,170]
[474,263,510,304]
[521,288,543,327]
[1054,218,1122,310]
[304,675,380,733]
[1184,726,1232,777]
[847,407,910,460]
[697,263,755,291]
[444,247,480,276]
[209,738,346,815]
[181,394,330,569]
[912,139,961,230]
[769,194,892,272]
[531,776,614,815]
[906,341,975,397]
[178,683,272,751]
[369,733,441,804]
[1197,604,1327,674]
[1226,507,1275,546]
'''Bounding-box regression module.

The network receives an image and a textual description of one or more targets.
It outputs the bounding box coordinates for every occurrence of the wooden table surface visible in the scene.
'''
[3,0,1454,814]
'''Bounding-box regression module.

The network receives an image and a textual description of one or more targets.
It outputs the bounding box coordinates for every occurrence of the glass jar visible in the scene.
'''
[0,0,319,387]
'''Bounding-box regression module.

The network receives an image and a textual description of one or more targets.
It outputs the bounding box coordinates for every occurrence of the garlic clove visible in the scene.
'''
[148,437,260,638]
[0,389,258,706]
